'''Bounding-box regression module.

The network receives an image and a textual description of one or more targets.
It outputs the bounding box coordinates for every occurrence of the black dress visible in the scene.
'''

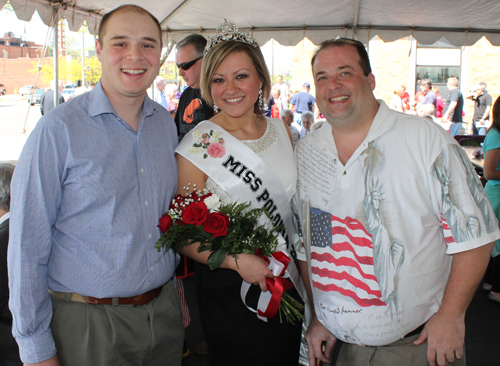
[195,262,303,366]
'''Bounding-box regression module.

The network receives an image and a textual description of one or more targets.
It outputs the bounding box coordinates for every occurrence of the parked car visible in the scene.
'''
[28,88,45,105]
[62,89,76,102]
[19,85,38,97]
[0,83,6,95]
[63,84,75,89]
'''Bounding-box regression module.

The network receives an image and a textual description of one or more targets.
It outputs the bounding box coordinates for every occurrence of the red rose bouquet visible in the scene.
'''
[155,184,303,324]
[156,184,281,269]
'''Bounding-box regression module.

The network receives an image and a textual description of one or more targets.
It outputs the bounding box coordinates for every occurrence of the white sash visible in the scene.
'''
[176,120,307,320]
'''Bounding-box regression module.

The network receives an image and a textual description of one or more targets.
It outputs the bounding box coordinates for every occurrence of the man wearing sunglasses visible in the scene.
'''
[174,34,214,140]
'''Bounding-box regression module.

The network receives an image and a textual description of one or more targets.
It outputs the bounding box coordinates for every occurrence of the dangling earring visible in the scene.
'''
[213,103,219,113]
[258,86,264,110]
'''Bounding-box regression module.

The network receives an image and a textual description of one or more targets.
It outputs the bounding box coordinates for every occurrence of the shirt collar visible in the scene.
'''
[312,100,396,153]
[364,100,397,143]
[89,81,157,119]
[0,212,9,226]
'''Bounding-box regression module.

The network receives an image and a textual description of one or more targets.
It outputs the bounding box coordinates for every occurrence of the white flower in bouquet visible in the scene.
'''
[204,194,221,211]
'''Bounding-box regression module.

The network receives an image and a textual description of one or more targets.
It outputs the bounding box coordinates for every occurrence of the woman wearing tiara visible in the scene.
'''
[175,21,304,365]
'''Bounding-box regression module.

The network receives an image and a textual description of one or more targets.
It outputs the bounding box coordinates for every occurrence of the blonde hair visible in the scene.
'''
[447,77,459,87]
[200,41,271,114]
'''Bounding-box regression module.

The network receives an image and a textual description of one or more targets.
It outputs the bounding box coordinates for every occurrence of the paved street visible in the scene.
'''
[0,95,42,162]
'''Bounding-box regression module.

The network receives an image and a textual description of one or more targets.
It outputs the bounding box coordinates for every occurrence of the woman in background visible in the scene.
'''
[482,95,500,304]
[432,86,445,118]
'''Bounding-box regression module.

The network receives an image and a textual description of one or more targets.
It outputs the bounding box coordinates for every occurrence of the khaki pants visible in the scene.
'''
[334,334,466,366]
[50,281,184,366]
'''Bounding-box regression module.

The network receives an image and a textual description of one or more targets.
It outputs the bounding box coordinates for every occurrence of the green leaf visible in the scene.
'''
[207,247,228,270]
[203,153,208,159]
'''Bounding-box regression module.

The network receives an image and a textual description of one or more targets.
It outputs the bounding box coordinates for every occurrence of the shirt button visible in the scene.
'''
[145,201,149,206]
[149,234,152,239]
[151,267,154,271]
[141,168,144,173]
[343,171,347,175]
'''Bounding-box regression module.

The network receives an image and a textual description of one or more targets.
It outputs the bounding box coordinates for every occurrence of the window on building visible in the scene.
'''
[416,37,461,101]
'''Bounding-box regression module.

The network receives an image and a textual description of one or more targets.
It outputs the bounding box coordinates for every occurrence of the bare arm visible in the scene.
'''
[176,154,273,291]
[414,242,494,366]
[482,105,492,121]
[299,260,336,366]
[443,101,458,121]
[483,148,500,181]
[465,92,475,100]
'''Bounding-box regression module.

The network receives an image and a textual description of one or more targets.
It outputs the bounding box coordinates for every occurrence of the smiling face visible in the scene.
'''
[210,50,261,120]
[176,44,203,89]
[96,10,161,102]
[313,45,377,129]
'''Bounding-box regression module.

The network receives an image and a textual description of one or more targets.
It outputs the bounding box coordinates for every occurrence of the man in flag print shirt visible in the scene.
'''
[294,38,500,366]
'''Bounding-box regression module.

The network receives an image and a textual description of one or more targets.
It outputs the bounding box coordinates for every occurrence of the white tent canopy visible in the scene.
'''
[3,0,500,47]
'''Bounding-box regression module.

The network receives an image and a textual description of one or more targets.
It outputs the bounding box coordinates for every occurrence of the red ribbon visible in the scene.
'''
[272,252,290,276]
[258,277,293,319]
[254,250,293,319]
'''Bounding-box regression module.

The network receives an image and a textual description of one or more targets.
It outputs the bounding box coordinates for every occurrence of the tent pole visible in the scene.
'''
[160,0,191,27]
[353,0,361,39]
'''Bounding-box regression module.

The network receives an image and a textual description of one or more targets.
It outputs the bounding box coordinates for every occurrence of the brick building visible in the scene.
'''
[0,32,48,59]
[0,32,50,94]
[0,26,67,95]
[291,36,500,121]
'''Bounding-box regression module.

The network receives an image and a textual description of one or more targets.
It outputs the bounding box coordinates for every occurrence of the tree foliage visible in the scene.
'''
[32,56,101,85]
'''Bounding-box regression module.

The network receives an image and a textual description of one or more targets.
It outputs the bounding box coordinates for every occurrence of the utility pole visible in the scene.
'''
[53,16,59,106]
[81,30,85,86]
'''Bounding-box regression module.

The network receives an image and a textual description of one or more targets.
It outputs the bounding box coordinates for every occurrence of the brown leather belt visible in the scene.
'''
[49,286,163,307]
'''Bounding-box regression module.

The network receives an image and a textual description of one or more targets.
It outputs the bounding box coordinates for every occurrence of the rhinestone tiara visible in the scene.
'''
[204,19,259,56]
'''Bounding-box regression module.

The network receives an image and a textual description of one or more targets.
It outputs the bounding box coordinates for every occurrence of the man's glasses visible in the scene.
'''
[176,56,203,71]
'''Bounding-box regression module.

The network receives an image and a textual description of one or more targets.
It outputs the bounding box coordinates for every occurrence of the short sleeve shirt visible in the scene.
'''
[443,88,464,122]
[483,128,500,185]
[295,101,500,346]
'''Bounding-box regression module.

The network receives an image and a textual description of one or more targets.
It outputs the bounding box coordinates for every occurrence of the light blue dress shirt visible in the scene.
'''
[8,82,178,363]
[155,90,169,110]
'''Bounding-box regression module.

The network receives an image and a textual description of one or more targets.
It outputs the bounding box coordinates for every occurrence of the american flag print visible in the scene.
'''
[440,214,456,245]
[309,207,386,307]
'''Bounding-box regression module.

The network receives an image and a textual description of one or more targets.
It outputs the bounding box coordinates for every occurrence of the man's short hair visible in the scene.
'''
[0,162,14,212]
[176,34,207,57]
[156,76,166,86]
[421,78,432,89]
[420,103,435,116]
[480,81,487,87]
[280,108,293,119]
[98,5,162,48]
[447,77,459,87]
[311,38,372,77]
[301,111,315,123]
